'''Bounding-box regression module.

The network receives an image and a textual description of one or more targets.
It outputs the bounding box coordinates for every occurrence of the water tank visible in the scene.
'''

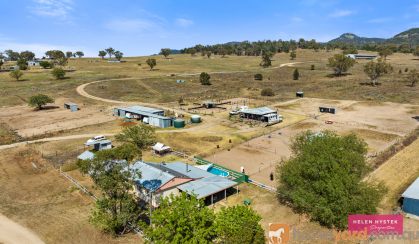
[173,119,185,128]
[190,115,201,123]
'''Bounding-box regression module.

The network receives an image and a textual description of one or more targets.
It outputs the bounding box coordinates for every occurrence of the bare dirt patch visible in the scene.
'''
[0,98,115,138]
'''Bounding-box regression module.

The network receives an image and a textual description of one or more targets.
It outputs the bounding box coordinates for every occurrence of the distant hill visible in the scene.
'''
[328,28,419,46]
[328,33,385,45]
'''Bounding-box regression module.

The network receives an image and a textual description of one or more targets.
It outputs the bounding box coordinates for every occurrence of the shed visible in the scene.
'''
[240,107,283,124]
[176,80,185,83]
[402,178,419,216]
[85,139,112,151]
[64,102,79,112]
[114,106,172,128]
[296,91,304,98]
[152,142,171,155]
[319,106,336,114]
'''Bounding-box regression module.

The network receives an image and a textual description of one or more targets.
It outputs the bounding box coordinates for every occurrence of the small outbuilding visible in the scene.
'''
[114,105,172,128]
[77,150,95,161]
[402,178,419,217]
[85,139,112,151]
[296,91,304,98]
[345,54,377,60]
[319,106,336,114]
[239,107,283,124]
[64,102,79,112]
[152,142,171,155]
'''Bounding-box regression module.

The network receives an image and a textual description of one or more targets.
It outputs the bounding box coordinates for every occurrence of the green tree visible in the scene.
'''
[160,48,171,58]
[277,131,385,230]
[20,51,35,61]
[146,58,157,70]
[261,88,274,96]
[0,59,3,70]
[214,206,265,244]
[66,51,73,59]
[143,193,216,243]
[116,124,156,154]
[105,47,115,58]
[16,59,28,70]
[98,50,107,59]
[4,49,20,61]
[342,46,358,55]
[28,94,54,110]
[39,61,53,69]
[75,51,84,58]
[9,70,24,81]
[77,145,142,235]
[290,50,297,60]
[406,69,419,87]
[293,68,300,80]
[260,52,272,68]
[378,47,393,61]
[363,58,393,86]
[51,67,66,79]
[114,51,123,61]
[188,48,197,56]
[206,51,212,58]
[327,54,355,76]
[200,72,211,85]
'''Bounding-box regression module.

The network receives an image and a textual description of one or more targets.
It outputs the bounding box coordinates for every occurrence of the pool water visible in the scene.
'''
[208,167,229,177]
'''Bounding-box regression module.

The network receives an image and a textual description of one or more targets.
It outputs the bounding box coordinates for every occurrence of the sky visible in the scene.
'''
[1,0,418,57]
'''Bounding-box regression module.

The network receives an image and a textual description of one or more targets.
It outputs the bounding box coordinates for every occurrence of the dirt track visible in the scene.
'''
[0,214,44,244]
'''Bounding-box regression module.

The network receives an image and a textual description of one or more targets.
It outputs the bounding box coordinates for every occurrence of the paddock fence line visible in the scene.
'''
[247,179,277,192]
[57,167,144,237]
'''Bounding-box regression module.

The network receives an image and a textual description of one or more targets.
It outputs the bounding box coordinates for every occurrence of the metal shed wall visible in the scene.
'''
[403,198,419,216]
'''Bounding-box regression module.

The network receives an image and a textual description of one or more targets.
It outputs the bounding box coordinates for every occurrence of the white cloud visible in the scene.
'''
[329,10,354,18]
[31,0,74,19]
[175,18,194,27]
[105,19,157,32]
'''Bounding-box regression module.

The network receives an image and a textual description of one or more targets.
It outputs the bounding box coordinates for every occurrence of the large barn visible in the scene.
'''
[113,105,172,128]
[402,178,419,217]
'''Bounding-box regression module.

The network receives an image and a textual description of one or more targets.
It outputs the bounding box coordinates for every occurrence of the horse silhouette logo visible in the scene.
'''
[269,223,290,244]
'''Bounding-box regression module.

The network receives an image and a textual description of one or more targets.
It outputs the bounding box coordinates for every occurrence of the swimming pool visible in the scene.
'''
[208,166,229,177]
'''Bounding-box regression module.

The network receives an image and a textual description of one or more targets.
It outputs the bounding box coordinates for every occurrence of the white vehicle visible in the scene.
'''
[85,135,106,145]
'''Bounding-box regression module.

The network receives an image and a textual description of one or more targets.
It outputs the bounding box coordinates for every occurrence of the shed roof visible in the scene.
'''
[117,106,171,120]
[131,161,175,191]
[85,139,112,146]
[402,177,419,200]
[157,162,214,179]
[64,102,78,106]
[121,105,163,114]
[77,150,95,160]
[177,176,238,199]
[152,142,171,152]
[240,107,277,115]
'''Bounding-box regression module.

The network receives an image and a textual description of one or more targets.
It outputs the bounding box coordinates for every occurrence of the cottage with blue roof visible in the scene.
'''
[131,161,238,207]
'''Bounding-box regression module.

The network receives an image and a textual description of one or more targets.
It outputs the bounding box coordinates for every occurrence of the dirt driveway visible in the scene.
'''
[0,214,44,244]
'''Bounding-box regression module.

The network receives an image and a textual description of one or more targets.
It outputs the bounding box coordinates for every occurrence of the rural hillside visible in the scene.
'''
[1,1,419,244]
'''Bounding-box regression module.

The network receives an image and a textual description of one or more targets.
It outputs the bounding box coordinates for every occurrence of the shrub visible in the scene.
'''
[311,64,315,70]
[261,88,274,96]
[9,70,23,81]
[200,72,211,85]
[51,67,66,79]
[254,73,263,80]
[17,59,28,70]
[293,68,300,80]
[40,61,53,69]
[405,67,409,72]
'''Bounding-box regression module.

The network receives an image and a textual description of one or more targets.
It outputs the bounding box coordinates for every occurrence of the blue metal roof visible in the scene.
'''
[131,161,174,191]
[240,107,276,115]
[178,176,237,199]
[402,178,419,200]
[77,150,95,160]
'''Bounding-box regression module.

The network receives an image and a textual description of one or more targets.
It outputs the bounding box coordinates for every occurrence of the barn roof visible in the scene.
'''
[402,178,419,200]
[177,176,238,199]
[77,150,95,160]
[117,106,171,120]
